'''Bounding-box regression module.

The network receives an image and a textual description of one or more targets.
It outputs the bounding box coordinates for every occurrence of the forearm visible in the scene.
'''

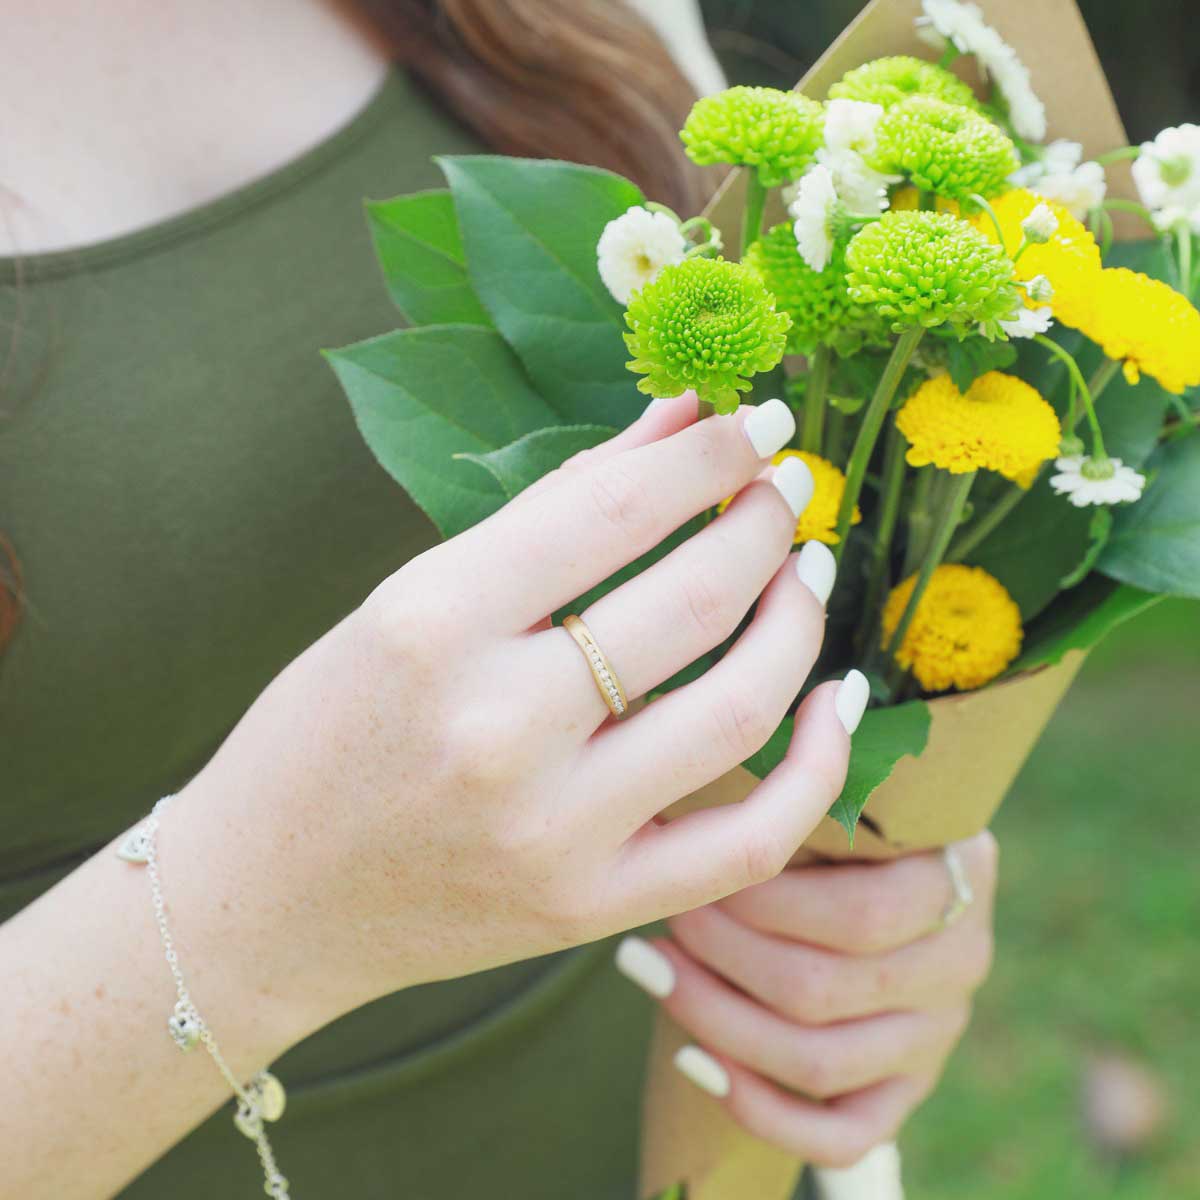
[0,789,327,1199]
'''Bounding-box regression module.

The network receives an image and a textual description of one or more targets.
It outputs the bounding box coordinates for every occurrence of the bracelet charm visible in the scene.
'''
[118,797,294,1196]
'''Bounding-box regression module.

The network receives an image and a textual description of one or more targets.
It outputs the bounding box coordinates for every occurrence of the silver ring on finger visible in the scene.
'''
[938,844,975,930]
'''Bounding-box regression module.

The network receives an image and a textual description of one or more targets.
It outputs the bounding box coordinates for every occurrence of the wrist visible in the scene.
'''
[157,773,353,1068]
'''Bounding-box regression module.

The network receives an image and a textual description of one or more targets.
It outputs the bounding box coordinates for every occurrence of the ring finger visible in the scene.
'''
[527,457,824,727]
[651,937,967,1099]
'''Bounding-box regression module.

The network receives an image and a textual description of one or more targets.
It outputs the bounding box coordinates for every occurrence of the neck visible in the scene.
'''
[0,0,388,255]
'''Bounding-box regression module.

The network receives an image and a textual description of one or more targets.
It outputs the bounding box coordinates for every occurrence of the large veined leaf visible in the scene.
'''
[1016,577,1161,671]
[365,191,492,327]
[965,475,1093,620]
[457,424,616,500]
[743,699,932,842]
[1100,433,1200,597]
[325,325,557,537]
[438,155,646,428]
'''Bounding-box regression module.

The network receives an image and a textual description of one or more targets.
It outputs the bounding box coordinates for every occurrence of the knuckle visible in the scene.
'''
[851,888,900,952]
[739,827,790,887]
[812,1128,878,1171]
[588,463,657,546]
[787,1046,839,1100]
[789,960,836,1024]
[711,687,773,763]
[680,568,739,643]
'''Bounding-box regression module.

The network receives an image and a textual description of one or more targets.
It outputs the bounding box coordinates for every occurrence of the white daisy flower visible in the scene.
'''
[789,164,841,272]
[1011,141,1107,219]
[1132,124,1200,233]
[595,206,688,305]
[815,147,899,214]
[1021,203,1059,243]
[824,98,886,154]
[996,305,1053,339]
[1050,455,1146,507]
[916,0,1047,142]
[782,101,898,218]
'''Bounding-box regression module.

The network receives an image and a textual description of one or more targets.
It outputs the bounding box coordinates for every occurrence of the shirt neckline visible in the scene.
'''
[0,69,406,284]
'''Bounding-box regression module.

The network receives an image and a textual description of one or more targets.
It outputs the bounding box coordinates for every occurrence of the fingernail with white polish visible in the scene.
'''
[614,936,675,998]
[743,398,796,459]
[674,1045,731,1098]
[772,454,814,518]
[794,540,837,607]
[835,668,871,735]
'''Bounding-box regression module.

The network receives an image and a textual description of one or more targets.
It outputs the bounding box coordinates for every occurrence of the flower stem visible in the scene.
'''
[1096,145,1141,166]
[884,470,977,685]
[1176,225,1194,299]
[1100,197,1156,229]
[740,171,768,260]
[1088,356,1121,405]
[947,481,1024,561]
[918,190,937,211]
[1034,334,1107,458]
[903,465,936,575]
[968,193,1006,246]
[824,406,847,462]
[802,345,830,452]
[832,327,924,563]
[858,419,908,655]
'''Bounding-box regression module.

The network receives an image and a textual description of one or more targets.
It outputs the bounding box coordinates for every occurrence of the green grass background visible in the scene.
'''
[902,598,1200,1197]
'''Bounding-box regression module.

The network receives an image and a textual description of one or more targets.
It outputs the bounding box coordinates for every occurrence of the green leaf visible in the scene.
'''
[1015,576,1162,671]
[1059,507,1112,589]
[1100,433,1200,597]
[365,191,493,327]
[944,335,1018,393]
[438,155,646,428]
[742,699,931,843]
[965,475,1092,620]
[326,324,557,538]
[457,424,615,500]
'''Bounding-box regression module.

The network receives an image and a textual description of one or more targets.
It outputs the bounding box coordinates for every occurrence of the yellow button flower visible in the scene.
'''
[718,449,861,544]
[1072,267,1200,395]
[896,371,1061,483]
[974,188,1101,330]
[882,564,1023,692]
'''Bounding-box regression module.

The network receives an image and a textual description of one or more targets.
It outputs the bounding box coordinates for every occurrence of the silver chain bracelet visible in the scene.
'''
[118,796,293,1197]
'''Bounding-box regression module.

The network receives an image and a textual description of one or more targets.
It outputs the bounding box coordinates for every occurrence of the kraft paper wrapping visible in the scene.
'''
[640,2,1134,1195]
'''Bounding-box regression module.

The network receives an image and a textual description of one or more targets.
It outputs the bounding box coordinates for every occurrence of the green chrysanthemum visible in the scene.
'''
[870,97,1018,202]
[845,211,1017,334]
[680,86,823,187]
[743,223,883,357]
[623,257,791,414]
[828,55,980,111]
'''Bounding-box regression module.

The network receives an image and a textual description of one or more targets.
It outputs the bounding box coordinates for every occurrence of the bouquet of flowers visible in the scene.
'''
[330,0,1199,1193]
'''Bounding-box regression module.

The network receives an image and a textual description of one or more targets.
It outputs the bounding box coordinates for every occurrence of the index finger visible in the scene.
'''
[454,397,799,631]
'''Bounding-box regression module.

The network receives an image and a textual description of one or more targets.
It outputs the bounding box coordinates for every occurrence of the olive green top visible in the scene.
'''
[0,72,652,1198]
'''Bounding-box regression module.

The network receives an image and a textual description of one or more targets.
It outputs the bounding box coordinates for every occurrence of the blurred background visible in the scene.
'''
[697,2,1199,1195]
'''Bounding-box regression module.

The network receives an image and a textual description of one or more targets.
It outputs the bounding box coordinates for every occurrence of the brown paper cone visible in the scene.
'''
[638,654,1084,1200]
[640,7,1133,1192]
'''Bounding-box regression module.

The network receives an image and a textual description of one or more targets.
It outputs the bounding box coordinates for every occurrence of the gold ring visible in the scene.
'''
[939,845,975,930]
[562,614,629,719]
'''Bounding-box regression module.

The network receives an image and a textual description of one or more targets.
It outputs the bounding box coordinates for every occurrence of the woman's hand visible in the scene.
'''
[167,391,863,1040]
[6,392,869,1197]
[616,832,999,1167]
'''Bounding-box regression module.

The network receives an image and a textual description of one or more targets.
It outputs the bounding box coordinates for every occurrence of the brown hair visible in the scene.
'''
[344,0,717,215]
